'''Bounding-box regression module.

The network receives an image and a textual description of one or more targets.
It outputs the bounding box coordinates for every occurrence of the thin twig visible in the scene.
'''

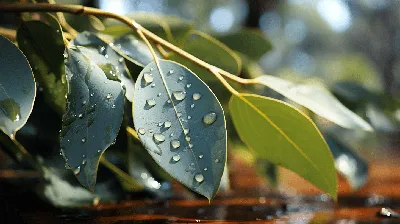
[0,3,250,87]
[0,27,16,41]
[47,0,78,37]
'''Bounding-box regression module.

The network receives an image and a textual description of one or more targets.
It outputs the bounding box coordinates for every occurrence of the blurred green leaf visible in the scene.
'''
[60,48,124,191]
[0,34,36,139]
[169,31,241,81]
[253,75,373,131]
[229,93,337,199]
[17,19,67,115]
[133,59,226,200]
[218,29,272,61]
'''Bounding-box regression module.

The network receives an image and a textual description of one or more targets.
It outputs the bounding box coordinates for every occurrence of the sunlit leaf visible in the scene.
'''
[133,59,226,200]
[60,48,124,191]
[169,31,241,81]
[0,34,36,139]
[88,15,105,31]
[218,29,272,61]
[71,32,135,102]
[229,93,337,198]
[253,75,373,131]
[325,134,368,190]
[17,19,67,115]
[113,34,154,67]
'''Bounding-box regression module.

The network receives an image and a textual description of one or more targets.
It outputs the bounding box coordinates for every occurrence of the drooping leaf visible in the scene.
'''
[253,75,373,131]
[229,94,337,198]
[133,59,226,200]
[169,31,241,81]
[218,29,272,61]
[17,20,67,115]
[0,34,36,139]
[71,32,135,102]
[60,48,124,191]
[324,134,368,190]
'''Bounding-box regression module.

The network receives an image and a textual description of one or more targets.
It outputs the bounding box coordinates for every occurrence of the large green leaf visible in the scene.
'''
[0,34,36,139]
[133,59,226,200]
[229,94,337,198]
[71,32,135,102]
[60,48,124,191]
[218,29,272,61]
[253,75,373,131]
[17,20,67,115]
[170,31,241,81]
[113,34,154,67]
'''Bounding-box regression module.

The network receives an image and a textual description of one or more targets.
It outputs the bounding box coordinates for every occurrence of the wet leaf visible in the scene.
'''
[60,48,124,191]
[229,94,337,198]
[253,75,373,131]
[133,59,226,200]
[0,34,36,139]
[170,31,241,81]
[218,29,272,61]
[113,34,154,67]
[324,134,368,190]
[17,19,67,115]
[71,32,135,102]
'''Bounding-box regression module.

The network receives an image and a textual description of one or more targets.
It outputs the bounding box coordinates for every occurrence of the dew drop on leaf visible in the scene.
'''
[215,159,219,163]
[172,154,180,162]
[169,69,174,74]
[164,121,172,128]
[106,93,112,99]
[178,76,183,81]
[183,129,190,135]
[138,128,146,135]
[203,112,217,125]
[204,167,208,171]
[191,104,195,108]
[82,159,87,165]
[185,136,191,141]
[171,139,180,149]
[186,83,191,88]
[173,91,186,101]
[146,99,156,107]
[81,138,86,143]
[153,133,165,143]
[189,143,194,148]
[143,73,153,85]
[199,154,203,159]
[195,174,204,183]
[193,93,201,101]
[73,166,81,175]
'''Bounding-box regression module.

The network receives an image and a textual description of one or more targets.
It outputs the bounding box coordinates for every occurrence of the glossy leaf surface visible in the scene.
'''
[0,34,36,139]
[254,75,373,131]
[230,94,337,198]
[133,59,226,200]
[60,48,124,191]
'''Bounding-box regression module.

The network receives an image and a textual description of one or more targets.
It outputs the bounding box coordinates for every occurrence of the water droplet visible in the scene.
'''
[204,168,208,171]
[169,69,174,74]
[187,116,191,120]
[118,57,124,63]
[193,93,201,100]
[191,104,195,108]
[78,113,83,118]
[73,166,81,175]
[65,163,70,169]
[215,159,219,163]
[167,99,171,104]
[172,154,180,162]
[171,140,180,149]
[138,128,146,135]
[158,122,163,127]
[164,121,172,128]
[98,46,106,54]
[199,154,203,159]
[146,99,156,107]
[149,129,153,133]
[106,93,112,99]
[190,163,194,166]
[170,133,174,137]
[185,136,191,141]
[90,93,94,97]
[195,174,204,183]
[143,73,153,85]
[178,76,183,81]
[173,91,186,101]
[177,112,182,117]
[63,52,68,59]
[183,129,189,135]
[104,54,109,59]
[81,138,86,143]
[157,93,161,97]
[153,133,165,143]
[151,83,156,87]
[97,149,101,153]
[189,143,194,148]
[203,112,217,125]
[82,154,86,158]
[150,67,154,71]
[186,84,192,88]
[111,104,116,108]
[82,159,87,165]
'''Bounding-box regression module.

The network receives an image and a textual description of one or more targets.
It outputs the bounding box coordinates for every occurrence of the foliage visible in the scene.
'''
[0,2,376,206]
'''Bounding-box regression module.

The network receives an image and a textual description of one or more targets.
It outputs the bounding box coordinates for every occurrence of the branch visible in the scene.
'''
[0,27,16,41]
[0,3,251,88]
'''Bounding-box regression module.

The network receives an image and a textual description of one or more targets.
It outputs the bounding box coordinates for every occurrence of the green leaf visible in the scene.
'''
[16,20,67,115]
[169,31,241,81]
[71,32,135,102]
[218,29,272,61]
[229,93,337,198]
[253,75,373,131]
[113,34,155,67]
[133,59,226,200]
[0,34,36,139]
[60,48,124,191]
